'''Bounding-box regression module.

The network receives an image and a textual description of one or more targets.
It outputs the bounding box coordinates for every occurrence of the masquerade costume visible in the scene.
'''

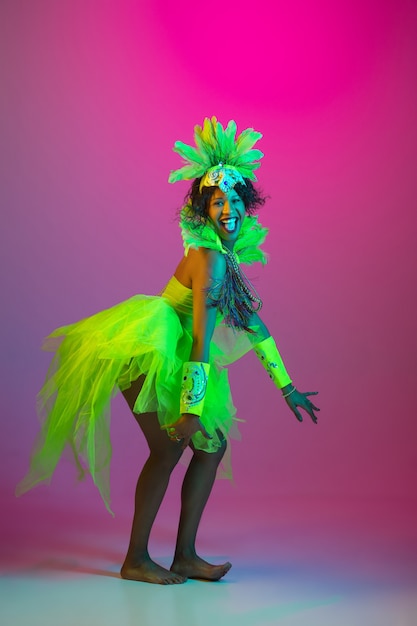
[17,118,291,514]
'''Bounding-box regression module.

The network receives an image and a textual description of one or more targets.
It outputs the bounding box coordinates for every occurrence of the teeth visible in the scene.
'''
[221,218,237,233]
[222,217,237,228]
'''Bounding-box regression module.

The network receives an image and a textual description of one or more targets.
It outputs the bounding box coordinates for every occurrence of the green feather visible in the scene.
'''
[234,129,263,156]
[224,120,237,151]
[232,149,264,166]
[173,142,207,165]
[235,216,269,265]
[168,163,206,182]
[215,120,229,162]
[200,117,217,150]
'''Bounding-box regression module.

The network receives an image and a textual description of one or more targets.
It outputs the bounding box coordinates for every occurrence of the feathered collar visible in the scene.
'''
[179,207,269,266]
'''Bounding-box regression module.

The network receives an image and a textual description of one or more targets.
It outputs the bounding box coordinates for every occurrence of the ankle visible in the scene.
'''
[124,548,151,564]
[174,547,197,561]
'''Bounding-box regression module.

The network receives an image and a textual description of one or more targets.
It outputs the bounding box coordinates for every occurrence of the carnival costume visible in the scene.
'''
[17,118,292,513]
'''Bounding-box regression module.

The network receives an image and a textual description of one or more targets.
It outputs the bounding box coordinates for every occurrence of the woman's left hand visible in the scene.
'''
[162,413,213,449]
[284,388,319,424]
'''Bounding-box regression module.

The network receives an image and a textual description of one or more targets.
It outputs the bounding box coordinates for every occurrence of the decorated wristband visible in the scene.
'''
[253,336,292,389]
[180,361,210,416]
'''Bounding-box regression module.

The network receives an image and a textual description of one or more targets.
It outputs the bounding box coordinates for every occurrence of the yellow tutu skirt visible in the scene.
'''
[16,277,256,512]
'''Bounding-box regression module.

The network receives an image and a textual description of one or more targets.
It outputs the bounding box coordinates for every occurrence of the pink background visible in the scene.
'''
[1,0,416,534]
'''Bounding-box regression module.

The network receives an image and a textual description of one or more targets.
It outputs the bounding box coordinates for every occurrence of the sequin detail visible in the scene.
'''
[180,362,210,415]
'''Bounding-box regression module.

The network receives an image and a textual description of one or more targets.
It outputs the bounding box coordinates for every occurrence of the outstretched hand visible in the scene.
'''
[284,388,319,424]
[162,414,213,449]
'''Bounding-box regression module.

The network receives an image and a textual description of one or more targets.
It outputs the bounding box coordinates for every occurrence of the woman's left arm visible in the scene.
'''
[248,311,320,424]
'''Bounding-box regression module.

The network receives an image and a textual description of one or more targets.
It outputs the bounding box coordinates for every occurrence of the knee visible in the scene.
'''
[213,430,227,459]
[193,436,227,465]
[215,437,227,461]
[148,447,182,474]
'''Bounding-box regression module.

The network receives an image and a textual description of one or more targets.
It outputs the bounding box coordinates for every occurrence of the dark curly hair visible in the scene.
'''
[182,177,267,226]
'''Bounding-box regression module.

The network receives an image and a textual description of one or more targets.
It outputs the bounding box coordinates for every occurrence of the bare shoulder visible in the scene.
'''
[187,247,226,282]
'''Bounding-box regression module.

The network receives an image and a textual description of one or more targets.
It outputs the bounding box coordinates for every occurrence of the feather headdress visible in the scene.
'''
[169,117,263,192]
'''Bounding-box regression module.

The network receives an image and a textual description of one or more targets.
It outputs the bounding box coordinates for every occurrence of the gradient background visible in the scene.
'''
[1,1,417,621]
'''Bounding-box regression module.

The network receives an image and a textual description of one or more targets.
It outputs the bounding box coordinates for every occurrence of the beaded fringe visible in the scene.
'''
[207,248,263,332]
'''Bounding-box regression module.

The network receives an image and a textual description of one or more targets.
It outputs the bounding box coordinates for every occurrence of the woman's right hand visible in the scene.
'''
[162,414,213,449]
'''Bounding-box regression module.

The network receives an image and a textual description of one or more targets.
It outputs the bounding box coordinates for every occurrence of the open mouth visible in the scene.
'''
[220,217,238,234]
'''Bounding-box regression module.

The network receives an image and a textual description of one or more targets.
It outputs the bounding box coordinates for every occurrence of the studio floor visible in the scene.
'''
[1,495,416,626]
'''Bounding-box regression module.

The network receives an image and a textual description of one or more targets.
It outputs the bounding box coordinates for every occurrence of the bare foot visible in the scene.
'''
[121,558,187,585]
[170,555,232,581]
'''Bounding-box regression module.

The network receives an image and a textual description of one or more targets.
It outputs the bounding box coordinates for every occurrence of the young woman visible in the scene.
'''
[17,118,319,585]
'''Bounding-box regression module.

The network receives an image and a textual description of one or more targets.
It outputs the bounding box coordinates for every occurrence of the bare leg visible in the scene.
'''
[170,436,232,581]
[120,378,186,585]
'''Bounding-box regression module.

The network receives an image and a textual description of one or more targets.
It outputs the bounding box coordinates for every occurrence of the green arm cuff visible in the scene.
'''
[253,336,292,389]
[180,361,210,416]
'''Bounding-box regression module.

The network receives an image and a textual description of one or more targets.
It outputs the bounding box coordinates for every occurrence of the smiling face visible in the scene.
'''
[206,188,245,250]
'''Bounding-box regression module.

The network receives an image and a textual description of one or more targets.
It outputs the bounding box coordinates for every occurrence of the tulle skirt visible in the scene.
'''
[17,280,256,513]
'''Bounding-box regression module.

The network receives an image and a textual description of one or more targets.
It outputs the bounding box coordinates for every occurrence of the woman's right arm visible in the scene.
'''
[162,247,226,446]
[189,247,226,362]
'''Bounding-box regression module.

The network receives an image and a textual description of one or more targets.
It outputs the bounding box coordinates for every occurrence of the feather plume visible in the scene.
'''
[235,129,262,154]
[234,216,269,265]
[173,142,206,165]
[168,164,205,183]
[224,120,237,149]
[169,118,263,184]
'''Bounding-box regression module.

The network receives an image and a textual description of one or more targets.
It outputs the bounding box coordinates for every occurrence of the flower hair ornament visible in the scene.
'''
[168,117,264,193]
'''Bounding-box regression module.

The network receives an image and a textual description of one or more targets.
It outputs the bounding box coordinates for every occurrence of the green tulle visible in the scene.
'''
[16,278,257,514]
